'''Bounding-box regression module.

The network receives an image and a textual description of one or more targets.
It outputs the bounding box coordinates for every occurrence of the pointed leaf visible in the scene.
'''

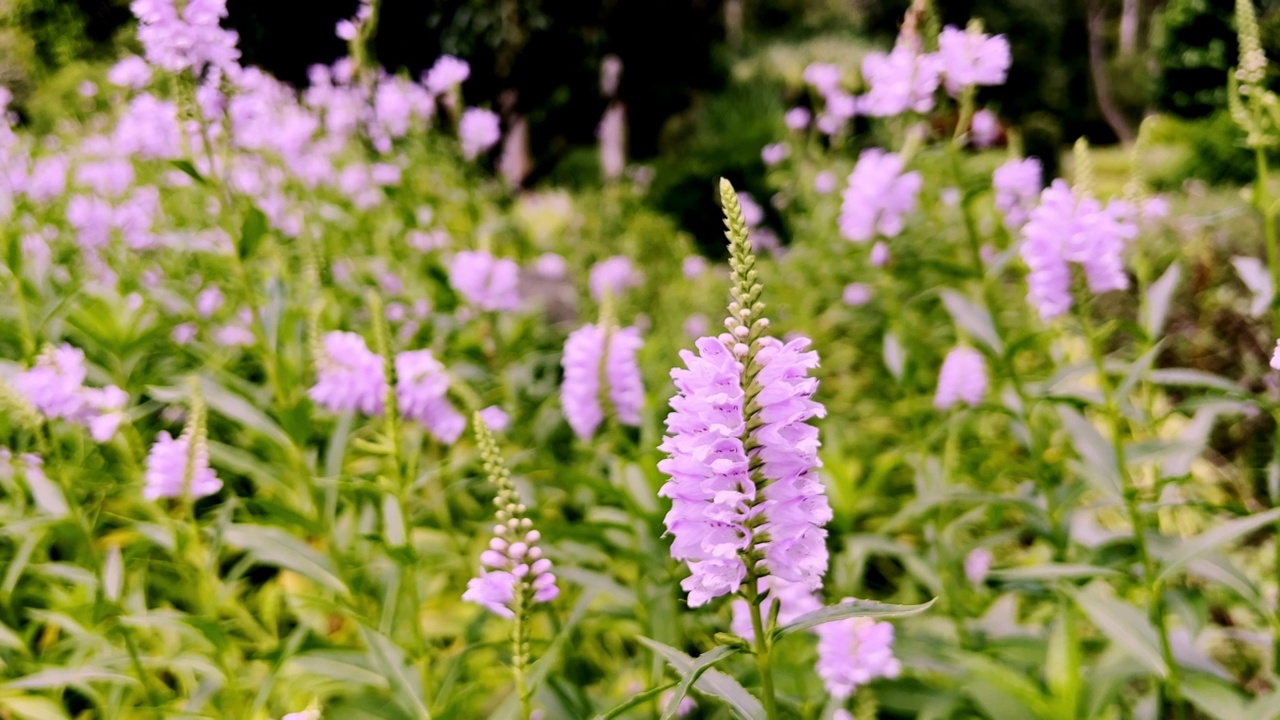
[1156,508,1280,583]
[1232,256,1273,317]
[0,695,71,720]
[1069,587,1167,677]
[223,525,348,595]
[1057,406,1121,499]
[1144,262,1180,337]
[637,637,766,720]
[239,207,268,260]
[661,645,738,720]
[940,289,1002,353]
[774,598,935,638]
[1146,369,1241,394]
[360,626,430,719]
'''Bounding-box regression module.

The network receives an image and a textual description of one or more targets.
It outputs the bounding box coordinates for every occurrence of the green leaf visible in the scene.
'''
[1182,673,1251,720]
[1069,586,1167,678]
[5,668,137,690]
[0,695,70,720]
[360,626,430,720]
[990,564,1121,582]
[223,525,348,595]
[103,545,122,603]
[239,207,268,260]
[939,289,1002,353]
[774,598,935,639]
[1143,262,1180,337]
[637,637,766,720]
[1156,507,1280,584]
[1056,406,1122,499]
[1146,369,1240,394]
[591,680,678,720]
[661,645,739,720]
[169,159,207,185]
[18,461,67,518]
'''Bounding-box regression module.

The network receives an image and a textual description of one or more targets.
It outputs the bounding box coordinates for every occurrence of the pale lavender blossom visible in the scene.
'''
[589,256,642,301]
[1020,180,1136,320]
[108,55,152,88]
[785,107,812,131]
[935,346,987,410]
[814,171,837,194]
[937,25,1012,97]
[684,313,709,338]
[395,349,465,444]
[860,43,942,116]
[172,323,197,345]
[598,103,627,180]
[144,430,221,500]
[839,149,921,242]
[15,345,127,441]
[762,143,791,166]
[965,547,993,586]
[815,611,902,699]
[197,287,224,319]
[463,570,520,618]
[870,241,889,267]
[737,193,764,228]
[993,157,1042,231]
[843,283,872,306]
[970,108,1001,147]
[309,331,386,416]
[449,250,520,311]
[561,324,644,440]
[480,406,510,432]
[534,252,567,278]
[424,55,470,95]
[214,325,256,347]
[459,108,501,160]
[803,63,843,96]
[130,0,241,76]
[682,255,707,279]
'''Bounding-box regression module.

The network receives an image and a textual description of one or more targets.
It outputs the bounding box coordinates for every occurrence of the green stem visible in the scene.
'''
[513,586,531,720]
[1079,309,1182,719]
[745,578,779,720]
[5,260,36,361]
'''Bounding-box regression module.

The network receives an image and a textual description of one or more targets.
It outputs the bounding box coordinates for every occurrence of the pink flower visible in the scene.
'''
[459,108,501,160]
[309,331,386,416]
[937,25,1011,96]
[815,611,902,699]
[860,43,942,116]
[839,149,921,242]
[589,256,642,301]
[395,349,465,444]
[144,430,222,500]
[449,250,520,311]
[935,346,987,410]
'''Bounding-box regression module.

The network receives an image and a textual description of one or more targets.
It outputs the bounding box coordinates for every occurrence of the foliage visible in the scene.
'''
[10,1,1280,719]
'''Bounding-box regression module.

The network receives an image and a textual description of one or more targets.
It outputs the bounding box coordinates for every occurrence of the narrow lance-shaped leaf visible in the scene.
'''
[661,645,739,720]
[637,637,766,720]
[1143,261,1180,337]
[773,598,935,639]
[940,289,1003,353]
[1156,507,1280,583]
[1069,587,1167,678]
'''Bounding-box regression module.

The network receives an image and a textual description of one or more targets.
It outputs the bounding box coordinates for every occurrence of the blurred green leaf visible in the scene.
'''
[223,524,348,595]
[637,637,766,720]
[774,598,935,639]
[1069,586,1168,678]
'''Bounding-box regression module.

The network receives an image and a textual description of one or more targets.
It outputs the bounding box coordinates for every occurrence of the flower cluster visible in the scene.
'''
[395,349,466,444]
[588,256,642,301]
[839,149,922,243]
[309,331,387,416]
[309,333,468,444]
[459,108,502,160]
[129,0,240,76]
[934,346,988,410]
[1020,179,1137,320]
[993,157,1043,231]
[861,41,943,117]
[449,250,520,311]
[143,389,220,501]
[463,415,559,617]
[658,181,831,607]
[561,323,644,440]
[937,24,1012,96]
[15,345,127,442]
[815,612,903,699]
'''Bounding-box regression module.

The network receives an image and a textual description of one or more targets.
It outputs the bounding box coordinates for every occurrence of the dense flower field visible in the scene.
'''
[7,0,1280,718]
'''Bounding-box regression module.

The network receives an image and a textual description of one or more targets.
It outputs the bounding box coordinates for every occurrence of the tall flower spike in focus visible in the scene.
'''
[463,414,559,618]
[658,178,831,608]
[463,414,558,720]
